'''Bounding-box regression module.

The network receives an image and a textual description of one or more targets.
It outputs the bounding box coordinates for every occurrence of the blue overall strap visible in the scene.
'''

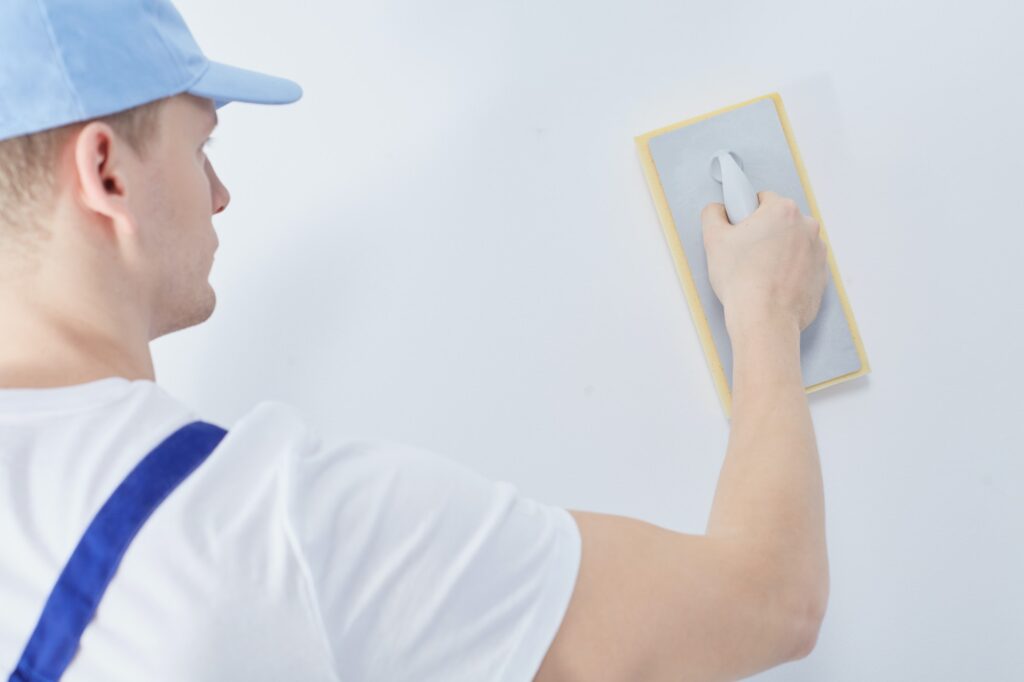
[8,420,228,682]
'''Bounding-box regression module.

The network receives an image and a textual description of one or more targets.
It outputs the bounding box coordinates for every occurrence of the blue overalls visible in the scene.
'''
[7,421,228,682]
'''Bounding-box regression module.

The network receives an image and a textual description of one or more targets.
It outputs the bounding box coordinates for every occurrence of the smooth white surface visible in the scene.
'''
[157,1,1024,678]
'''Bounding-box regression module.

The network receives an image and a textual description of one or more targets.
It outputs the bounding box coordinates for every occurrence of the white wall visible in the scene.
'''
[158,1,1024,678]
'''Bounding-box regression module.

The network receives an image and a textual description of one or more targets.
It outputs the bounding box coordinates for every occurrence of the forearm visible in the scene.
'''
[704,315,829,609]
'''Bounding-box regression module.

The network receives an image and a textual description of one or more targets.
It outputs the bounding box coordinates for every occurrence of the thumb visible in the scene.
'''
[701,202,729,242]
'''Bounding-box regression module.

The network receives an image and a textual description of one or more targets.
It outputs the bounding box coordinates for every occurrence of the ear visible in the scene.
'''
[72,121,140,237]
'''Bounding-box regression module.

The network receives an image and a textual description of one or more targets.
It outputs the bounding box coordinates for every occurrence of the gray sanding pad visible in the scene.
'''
[635,93,869,416]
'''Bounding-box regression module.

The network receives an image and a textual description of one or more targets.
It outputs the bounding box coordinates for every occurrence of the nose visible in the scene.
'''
[207,159,231,215]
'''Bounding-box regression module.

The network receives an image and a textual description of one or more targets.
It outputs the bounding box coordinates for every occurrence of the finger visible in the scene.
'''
[756,190,781,204]
[805,215,821,237]
[701,202,729,239]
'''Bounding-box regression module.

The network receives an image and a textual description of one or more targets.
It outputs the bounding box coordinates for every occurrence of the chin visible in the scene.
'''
[200,282,217,320]
[151,284,218,340]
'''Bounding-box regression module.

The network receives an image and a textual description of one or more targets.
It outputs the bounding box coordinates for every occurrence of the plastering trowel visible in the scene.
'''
[635,93,869,417]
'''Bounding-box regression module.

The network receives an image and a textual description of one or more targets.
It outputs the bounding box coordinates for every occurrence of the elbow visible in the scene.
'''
[788,597,826,660]
[784,581,829,661]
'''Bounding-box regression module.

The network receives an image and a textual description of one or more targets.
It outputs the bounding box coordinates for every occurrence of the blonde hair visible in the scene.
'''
[0,97,169,258]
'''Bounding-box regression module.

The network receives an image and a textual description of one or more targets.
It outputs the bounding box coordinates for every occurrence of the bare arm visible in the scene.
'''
[705,312,829,654]
[535,192,829,681]
[705,192,830,638]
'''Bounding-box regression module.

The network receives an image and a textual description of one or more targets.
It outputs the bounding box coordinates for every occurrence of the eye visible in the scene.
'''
[201,136,216,152]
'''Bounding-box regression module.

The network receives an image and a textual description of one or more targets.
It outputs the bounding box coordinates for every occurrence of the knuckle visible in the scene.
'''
[769,196,799,220]
[702,227,716,247]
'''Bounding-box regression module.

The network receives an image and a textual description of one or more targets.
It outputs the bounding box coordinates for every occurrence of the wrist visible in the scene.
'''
[725,309,801,350]
[727,312,804,396]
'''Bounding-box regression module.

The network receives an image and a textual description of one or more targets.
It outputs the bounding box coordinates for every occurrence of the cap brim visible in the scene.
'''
[187,60,302,110]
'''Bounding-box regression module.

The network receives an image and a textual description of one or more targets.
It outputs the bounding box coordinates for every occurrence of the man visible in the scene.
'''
[0,1,830,680]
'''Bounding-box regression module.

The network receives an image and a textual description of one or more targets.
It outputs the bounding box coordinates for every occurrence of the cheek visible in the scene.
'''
[144,156,210,245]
[196,156,219,215]
[151,169,188,228]
[167,152,213,219]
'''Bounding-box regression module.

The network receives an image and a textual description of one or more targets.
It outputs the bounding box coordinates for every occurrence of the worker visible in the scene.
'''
[0,1,830,680]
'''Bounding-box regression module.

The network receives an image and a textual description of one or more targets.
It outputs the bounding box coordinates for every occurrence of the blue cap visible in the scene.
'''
[0,0,303,142]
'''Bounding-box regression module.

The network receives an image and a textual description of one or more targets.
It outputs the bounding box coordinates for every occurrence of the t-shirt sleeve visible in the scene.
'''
[280,435,582,682]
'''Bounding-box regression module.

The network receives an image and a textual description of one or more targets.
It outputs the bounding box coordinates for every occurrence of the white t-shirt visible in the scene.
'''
[0,377,581,681]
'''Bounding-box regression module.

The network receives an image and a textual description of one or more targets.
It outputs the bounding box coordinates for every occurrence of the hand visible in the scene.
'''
[701,191,828,336]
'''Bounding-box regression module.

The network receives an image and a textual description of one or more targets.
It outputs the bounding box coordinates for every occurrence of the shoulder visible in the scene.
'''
[270,424,582,681]
[223,398,324,454]
[167,399,323,533]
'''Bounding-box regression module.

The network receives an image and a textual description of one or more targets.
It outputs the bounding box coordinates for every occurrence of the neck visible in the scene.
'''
[0,277,155,390]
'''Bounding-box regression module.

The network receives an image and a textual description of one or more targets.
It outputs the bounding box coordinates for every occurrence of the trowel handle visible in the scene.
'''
[716,151,759,224]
